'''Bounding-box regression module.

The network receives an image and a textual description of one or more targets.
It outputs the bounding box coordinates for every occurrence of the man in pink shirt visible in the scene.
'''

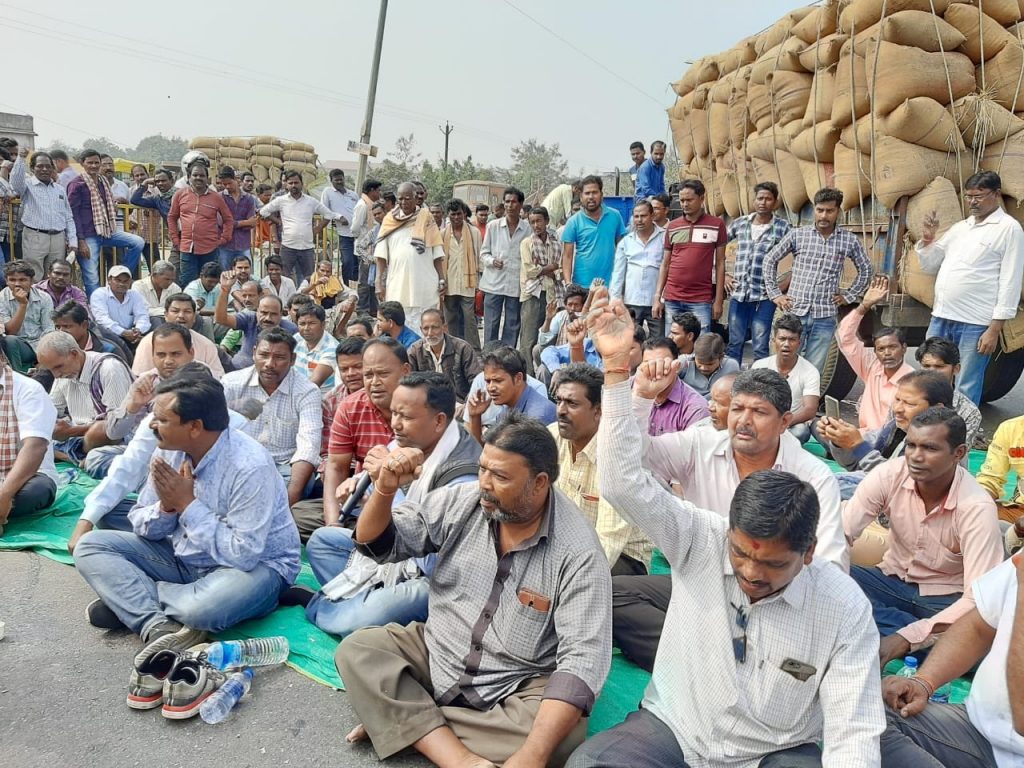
[837,275,913,430]
[844,406,1005,667]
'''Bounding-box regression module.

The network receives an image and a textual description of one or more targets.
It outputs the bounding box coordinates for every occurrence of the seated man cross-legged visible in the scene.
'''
[73,374,300,713]
[337,413,612,767]
[296,371,480,637]
[844,407,1005,668]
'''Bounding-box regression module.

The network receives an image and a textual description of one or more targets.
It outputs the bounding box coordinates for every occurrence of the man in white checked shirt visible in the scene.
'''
[567,291,884,768]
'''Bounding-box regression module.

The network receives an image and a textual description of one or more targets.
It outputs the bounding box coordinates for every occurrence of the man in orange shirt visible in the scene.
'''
[167,159,234,287]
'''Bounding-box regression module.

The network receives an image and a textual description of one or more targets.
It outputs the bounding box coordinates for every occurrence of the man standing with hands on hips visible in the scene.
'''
[914,171,1024,405]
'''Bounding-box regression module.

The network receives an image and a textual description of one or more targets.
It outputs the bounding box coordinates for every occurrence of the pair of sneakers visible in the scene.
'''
[128,625,225,719]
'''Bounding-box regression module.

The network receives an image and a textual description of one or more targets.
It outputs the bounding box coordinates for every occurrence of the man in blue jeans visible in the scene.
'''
[915,170,1024,405]
[726,181,791,364]
[764,187,872,373]
[74,374,300,657]
[291,371,480,636]
[66,149,144,296]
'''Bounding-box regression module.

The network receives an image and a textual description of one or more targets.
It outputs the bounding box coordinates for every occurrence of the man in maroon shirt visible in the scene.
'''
[653,179,726,335]
[167,159,234,288]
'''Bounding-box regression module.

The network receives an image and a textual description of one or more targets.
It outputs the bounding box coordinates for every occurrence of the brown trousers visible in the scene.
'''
[336,622,587,766]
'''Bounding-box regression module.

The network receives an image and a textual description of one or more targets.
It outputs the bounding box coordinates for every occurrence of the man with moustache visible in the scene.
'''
[11,147,77,279]
[407,307,480,403]
[213,268,297,369]
[336,413,611,768]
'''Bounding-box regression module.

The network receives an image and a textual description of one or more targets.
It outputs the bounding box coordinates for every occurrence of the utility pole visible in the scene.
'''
[356,0,389,191]
[438,121,454,169]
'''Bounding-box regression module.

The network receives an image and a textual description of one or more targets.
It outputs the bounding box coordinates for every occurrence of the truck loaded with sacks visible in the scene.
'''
[668,0,1024,403]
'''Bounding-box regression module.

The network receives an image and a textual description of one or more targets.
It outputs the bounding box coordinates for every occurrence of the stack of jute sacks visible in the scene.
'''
[668,0,1024,323]
[187,136,319,188]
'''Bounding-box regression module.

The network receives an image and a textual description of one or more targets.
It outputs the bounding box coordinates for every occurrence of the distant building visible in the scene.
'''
[0,112,36,150]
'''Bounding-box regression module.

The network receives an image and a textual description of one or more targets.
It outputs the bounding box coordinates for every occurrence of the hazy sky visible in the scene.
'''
[2,0,799,172]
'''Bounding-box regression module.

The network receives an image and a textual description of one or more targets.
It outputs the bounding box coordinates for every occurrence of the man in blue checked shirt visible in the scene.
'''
[634,141,666,201]
[610,200,665,333]
[763,187,872,374]
[725,182,791,364]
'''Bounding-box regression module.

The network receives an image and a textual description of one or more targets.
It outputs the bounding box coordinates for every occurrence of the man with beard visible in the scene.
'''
[290,372,480,637]
[167,159,234,288]
[407,308,480,404]
[561,176,626,290]
[336,412,611,767]
[221,328,321,506]
[764,187,873,373]
[213,268,297,369]
[73,372,300,717]
[35,260,87,313]
[550,363,652,575]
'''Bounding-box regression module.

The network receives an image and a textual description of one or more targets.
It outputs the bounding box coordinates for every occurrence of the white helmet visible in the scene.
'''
[175,150,210,189]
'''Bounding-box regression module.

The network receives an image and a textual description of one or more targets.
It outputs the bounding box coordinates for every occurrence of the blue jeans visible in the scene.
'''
[664,300,711,335]
[795,314,837,373]
[851,566,960,637]
[926,316,990,405]
[728,298,776,363]
[218,247,251,272]
[73,530,285,638]
[483,292,522,347]
[81,232,145,296]
[880,702,997,768]
[81,444,126,480]
[304,526,429,637]
[179,250,219,288]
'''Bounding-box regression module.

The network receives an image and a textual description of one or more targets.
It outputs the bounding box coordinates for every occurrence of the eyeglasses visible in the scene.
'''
[731,602,749,663]
[963,191,993,202]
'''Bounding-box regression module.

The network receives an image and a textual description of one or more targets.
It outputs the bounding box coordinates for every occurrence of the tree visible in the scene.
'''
[388,133,422,170]
[79,136,128,158]
[134,134,189,162]
[508,140,568,198]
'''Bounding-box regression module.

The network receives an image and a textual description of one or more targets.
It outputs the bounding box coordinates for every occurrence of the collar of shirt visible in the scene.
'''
[896,463,964,513]
[722,546,810,610]
[627,224,665,248]
[240,364,299,397]
[77,352,103,385]
[967,206,1008,228]
[514,386,538,412]
[663,378,687,406]
[498,217,530,235]
[190,428,230,475]
[426,337,446,364]
[490,489,553,554]
[710,427,787,470]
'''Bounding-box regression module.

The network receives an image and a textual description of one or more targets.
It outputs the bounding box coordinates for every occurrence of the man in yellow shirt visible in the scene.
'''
[976,413,1024,529]
[548,362,652,575]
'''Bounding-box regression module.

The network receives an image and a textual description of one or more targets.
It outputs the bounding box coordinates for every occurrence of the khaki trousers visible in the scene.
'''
[290,498,325,542]
[22,228,65,280]
[336,622,587,766]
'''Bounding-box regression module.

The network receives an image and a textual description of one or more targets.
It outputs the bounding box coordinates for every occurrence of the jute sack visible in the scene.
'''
[832,144,872,209]
[902,247,936,306]
[747,84,774,132]
[803,67,837,126]
[850,10,966,52]
[719,38,757,74]
[283,150,316,163]
[251,143,284,158]
[226,137,252,150]
[873,135,963,209]
[219,147,249,160]
[672,118,696,164]
[792,3,840,44]
[774,149,810,212]
[756,7,815,54]
[980,43,1024,111]
[720,170,744,217]
[691,83,712,110]
[250,155,283,170]
[767,70,814,124]
[282,141,315,154]
[951,93,1024,148]
[864,40,976,114]
[943,3,1017,64]
[252,165,270,182]
[798,33,848,70]
[728,98,754,147]
[981,132,1024,198]
[673,56,720,96]
[949,0,1021,26]
[798,159,836,203]
[790,122,841,162]
[709,102,731,156]
[283,161,316,173]
[905,177,962,241]
[882,97,967,152]
[190,137,219,150]
[832,51,870,128]
[746,127,790,162]
[254,136,280,146]
[709,77,735,106]
[839,0,953,34]
[687,108,710,157]
[750,38,807,85]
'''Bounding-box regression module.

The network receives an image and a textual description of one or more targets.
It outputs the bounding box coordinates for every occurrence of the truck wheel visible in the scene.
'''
[822,339,857,400]
[981,347,1024,403]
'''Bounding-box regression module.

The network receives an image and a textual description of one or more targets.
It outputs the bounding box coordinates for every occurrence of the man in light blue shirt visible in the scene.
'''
[561,175,627,288]
[634,141,666,200]
[74,372,300,646]
[610,200,665,331]
[90,265,151,348]
[465,346,555,442]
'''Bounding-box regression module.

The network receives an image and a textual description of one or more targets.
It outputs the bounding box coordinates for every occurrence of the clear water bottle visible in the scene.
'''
[897,656,919,678]
[930,683,951,703]
[199,668,254,724]
[203,637,289,670]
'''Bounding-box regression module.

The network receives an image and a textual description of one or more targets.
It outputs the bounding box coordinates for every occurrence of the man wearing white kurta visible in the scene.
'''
[373,182,444,337]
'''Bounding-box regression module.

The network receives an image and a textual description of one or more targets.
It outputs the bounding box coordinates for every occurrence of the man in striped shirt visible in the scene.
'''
[11,148,76,280]
[764,187,873,373]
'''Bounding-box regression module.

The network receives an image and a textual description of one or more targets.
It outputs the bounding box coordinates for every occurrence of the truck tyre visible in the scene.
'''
[822,339,857,400]
[981,347,1024,403]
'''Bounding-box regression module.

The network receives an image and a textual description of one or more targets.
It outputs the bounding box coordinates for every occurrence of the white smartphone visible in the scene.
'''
[824,395,840,421]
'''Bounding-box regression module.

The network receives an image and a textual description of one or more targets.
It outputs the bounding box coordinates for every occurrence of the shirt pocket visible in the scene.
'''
[959,238,998,266]
[496,598,555,663]
[749,662,817,730]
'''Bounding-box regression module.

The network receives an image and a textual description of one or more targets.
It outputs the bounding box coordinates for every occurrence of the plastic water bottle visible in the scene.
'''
[203,637,289,670]
[199,668,254,724]
[898,656,919,678]
[930,683,951,703]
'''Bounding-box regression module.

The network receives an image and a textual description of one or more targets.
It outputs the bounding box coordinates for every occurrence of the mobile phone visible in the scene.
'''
[824,395,840,421]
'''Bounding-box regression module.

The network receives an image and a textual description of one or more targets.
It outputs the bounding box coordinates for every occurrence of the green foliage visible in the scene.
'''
[46,133,189,162]
[507,139,568,197]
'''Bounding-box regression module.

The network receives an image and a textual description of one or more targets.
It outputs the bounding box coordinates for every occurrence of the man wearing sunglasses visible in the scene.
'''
[568,294,884,768]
